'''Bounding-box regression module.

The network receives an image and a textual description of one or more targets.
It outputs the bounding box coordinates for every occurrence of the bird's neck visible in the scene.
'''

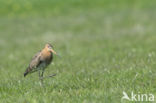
[41,48,52,57]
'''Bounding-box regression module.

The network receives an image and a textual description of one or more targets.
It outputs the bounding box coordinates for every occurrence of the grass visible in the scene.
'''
[0,0,156,102]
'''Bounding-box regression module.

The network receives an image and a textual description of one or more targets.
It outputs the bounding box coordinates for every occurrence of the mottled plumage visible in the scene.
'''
[24,43,57,78]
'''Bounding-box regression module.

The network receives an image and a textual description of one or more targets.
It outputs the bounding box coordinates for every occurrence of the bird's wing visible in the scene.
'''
[29,51,41,69]
[24,51,42,76]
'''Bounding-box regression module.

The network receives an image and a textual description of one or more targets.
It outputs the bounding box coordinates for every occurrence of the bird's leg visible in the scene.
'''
[41,69,44,78]
[40,74,56,80]
[38,70,42,86]
[38,70,41,79]
[47,74,56,78]
[40,68,56,79]
[40,69,44,85]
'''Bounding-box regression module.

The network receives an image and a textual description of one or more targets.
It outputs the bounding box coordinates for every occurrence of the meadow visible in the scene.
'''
[0,0,156,102]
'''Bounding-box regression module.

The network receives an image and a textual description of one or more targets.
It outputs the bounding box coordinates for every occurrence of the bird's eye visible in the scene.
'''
[48,46,52,49]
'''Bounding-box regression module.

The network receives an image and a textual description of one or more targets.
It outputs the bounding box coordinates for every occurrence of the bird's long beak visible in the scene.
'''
[50,49,57,55]
[50,48,61,57]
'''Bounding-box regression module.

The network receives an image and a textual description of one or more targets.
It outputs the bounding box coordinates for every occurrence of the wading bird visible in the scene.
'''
[24,43,57,84]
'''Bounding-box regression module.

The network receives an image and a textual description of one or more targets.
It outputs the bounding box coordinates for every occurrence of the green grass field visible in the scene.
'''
[0,0,156,102]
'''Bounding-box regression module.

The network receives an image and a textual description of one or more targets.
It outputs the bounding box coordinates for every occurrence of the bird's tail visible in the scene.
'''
[24,67,30,77]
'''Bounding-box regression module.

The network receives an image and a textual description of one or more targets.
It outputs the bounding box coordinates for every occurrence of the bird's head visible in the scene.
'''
[45,43,57,55]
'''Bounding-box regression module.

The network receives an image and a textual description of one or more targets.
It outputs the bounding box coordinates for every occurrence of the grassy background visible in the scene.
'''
[0,0,156,102]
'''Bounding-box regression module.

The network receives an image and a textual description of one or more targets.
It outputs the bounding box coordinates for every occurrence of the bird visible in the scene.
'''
[24,43,57,84]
